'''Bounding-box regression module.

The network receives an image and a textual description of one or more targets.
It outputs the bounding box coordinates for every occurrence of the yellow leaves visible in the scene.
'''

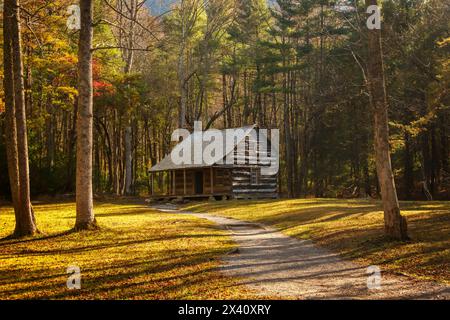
[57,86,78,100]
[184,199,450,285]
[0,201,254,300]
[389,109,438,138]
[437,37,450,48]
[412,112,438,128]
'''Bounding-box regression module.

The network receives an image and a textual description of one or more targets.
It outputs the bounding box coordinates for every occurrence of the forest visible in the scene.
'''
[1,0,448,203]
[0,0,449,301]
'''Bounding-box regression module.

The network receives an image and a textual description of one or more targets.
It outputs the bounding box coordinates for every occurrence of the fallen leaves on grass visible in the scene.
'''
[184,199,450,284]
[0,201,255,300]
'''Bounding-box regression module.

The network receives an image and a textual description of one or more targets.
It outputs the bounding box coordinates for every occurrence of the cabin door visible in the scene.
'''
[194,171,204,195]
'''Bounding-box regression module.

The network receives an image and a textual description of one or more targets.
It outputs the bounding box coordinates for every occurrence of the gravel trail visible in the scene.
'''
[153,204,450,300]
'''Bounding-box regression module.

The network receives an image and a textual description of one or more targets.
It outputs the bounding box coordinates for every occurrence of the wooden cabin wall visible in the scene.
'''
[233,133,259,165]
[230,130,278,199]
[174,170,193,195]
[232,168,278,199]
[231,130,272,166]
[153,167,278,199]
[211,168,232,194]
[152,129,278,199]
[204,169,212,194]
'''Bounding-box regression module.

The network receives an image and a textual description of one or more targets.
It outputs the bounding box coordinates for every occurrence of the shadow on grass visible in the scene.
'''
[187,199,450,284]
[0,230,76,247]
[0,232,226,257]
[0,245,230,299]
[0,202,238,300]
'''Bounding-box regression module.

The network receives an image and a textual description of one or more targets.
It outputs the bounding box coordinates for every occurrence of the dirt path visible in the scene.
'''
[153,204,450,300]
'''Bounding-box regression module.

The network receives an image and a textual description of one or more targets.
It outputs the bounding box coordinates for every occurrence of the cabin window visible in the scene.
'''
[250,168,260,185]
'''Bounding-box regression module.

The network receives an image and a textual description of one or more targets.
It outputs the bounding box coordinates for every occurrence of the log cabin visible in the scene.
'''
[149,125,279,201]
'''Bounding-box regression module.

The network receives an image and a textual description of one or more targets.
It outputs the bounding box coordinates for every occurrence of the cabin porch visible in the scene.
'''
[149,167,233,201]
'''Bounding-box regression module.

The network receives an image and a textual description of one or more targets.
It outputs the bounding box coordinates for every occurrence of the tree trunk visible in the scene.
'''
[75,0,97,230]
[3,0,21,231]
[403,132,414,199]
[65,98,78,192]
[365,0,408,240]
[178,47,187,129]
[10,0,38,236]
[45,94,55,169]
[282,38,293,198]
[178,2,187,129]
[124,125,133,194]
[120,0,136,196]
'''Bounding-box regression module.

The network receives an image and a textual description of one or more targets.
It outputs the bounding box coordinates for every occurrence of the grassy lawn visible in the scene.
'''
[184,199,450,285]
[0,200,256,300]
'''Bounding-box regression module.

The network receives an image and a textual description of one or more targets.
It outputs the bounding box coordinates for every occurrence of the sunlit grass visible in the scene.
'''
[0,200,255,300]
[184,199,450,285]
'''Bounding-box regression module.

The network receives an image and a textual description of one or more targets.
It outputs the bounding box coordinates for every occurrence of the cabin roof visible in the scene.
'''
[149,125,257,172]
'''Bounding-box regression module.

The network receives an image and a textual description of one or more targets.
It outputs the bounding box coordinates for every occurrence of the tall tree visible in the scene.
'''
[111,0,140,195]
[365,0,408,240]
[3,0,22,233]
[75,0,97,230]
[3,0,38,237]
[178,0,201,129]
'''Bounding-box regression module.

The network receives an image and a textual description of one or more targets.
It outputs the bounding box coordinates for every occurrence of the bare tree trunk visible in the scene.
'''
[177,0,192,129]
[123,0,136,195]
[366,0,408,240]
[75,0,97,230]
[65,98,78,192]
[3,0,21,230]
[111,0,140,195]
[9,0,38,236]
[178,46,187,129]
[282,36,293,198]
[124,125,133,194]
[45,94,55,169]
